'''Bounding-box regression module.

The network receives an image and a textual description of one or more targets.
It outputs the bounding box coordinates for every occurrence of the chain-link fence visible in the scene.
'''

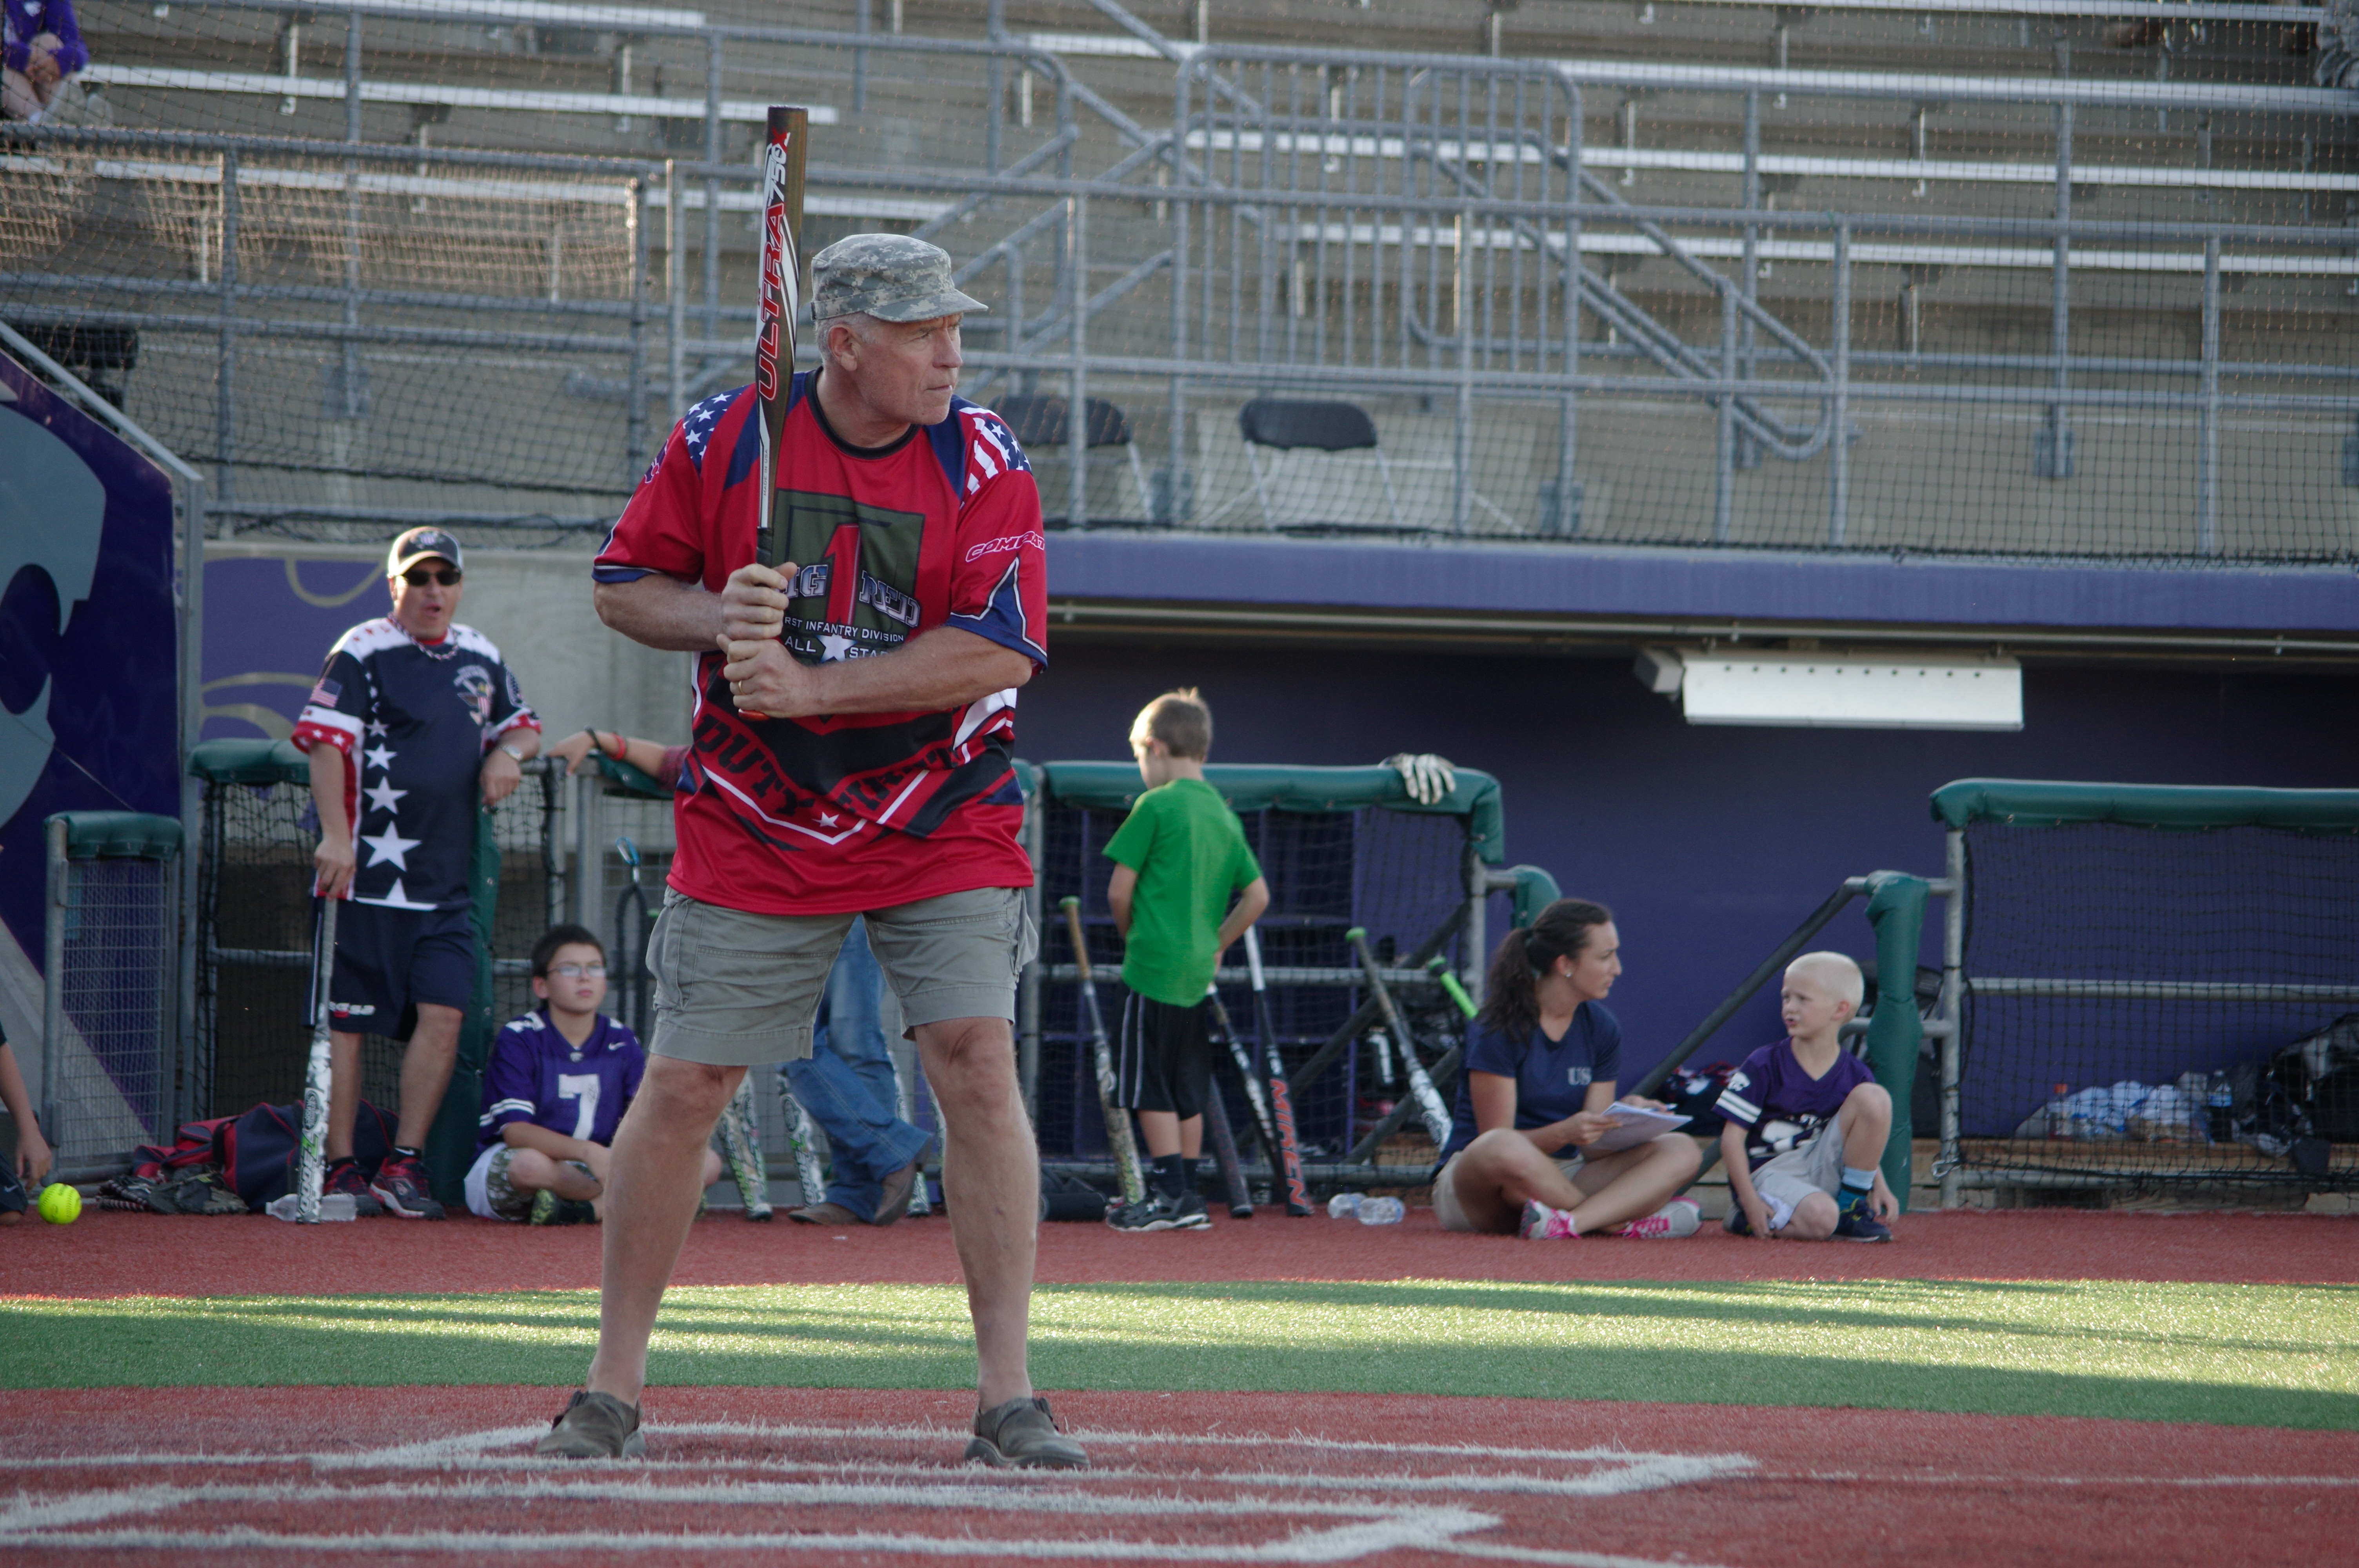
[38,812,184,1177]
[8,0,2352,557]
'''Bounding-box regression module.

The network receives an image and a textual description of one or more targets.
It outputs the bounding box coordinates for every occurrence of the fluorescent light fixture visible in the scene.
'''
[1636,647,2023,730]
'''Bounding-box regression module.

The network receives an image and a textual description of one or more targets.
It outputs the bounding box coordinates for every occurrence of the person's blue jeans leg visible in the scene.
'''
[784,918,928,1221]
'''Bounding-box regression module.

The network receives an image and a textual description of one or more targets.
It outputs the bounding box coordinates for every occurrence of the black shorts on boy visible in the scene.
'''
[1113,991,1214,1119]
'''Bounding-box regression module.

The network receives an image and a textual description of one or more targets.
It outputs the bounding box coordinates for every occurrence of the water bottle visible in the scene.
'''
[1327,1192,1363,1219]
[2045,1084,2071,1141]
[2207,1074,2234,1143]
[1356,1196,1406,1225]
[2069,1101,2095,1141]
[265,1192,357,1222]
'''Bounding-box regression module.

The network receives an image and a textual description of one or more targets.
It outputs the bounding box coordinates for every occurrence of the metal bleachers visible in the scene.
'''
[3,0,2354,559]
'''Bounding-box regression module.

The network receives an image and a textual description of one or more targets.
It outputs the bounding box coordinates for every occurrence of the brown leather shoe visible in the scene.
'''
[870,1160,921,1227]
[787,1201,862,1226]
[535,1390,645,1459]
[965,1396,1088,1469]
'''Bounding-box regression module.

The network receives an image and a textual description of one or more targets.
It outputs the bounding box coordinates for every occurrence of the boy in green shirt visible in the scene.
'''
[1102,689,1270,1232]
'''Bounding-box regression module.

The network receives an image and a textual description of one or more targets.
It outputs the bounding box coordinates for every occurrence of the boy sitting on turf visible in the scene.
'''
[1103,689,1270,1233]
[467,924,722,1224]
[1719,951,1897,1243]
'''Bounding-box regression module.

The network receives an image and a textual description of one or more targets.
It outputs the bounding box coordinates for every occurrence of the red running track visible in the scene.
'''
[1,1385,2351,1567]
[2,1204,2352,1298]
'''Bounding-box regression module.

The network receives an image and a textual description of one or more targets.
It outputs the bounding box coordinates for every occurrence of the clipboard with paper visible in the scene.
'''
[1585,1102,1692,1152]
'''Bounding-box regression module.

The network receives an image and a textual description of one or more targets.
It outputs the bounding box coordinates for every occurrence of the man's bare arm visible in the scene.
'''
[723,624,1033,719]
[594,573,726,653]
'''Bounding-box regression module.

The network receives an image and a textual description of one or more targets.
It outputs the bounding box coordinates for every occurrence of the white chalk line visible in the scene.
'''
[0,1515,1561,1563]
[1762,1469,2359,1489]
[0,1419,1746,1564]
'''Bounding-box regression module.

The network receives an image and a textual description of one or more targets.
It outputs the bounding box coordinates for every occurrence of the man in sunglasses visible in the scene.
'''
[292,526,542,1219]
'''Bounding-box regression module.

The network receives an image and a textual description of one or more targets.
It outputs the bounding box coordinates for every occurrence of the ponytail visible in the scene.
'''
[1476,898,1614,1043]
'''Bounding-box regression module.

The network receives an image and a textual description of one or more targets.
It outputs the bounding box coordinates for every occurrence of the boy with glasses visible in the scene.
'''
[466,925,721,1224]
[293,526,541,1219]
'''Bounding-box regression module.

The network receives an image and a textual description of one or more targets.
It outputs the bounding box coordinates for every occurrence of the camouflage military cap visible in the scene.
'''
[810,233,988,324]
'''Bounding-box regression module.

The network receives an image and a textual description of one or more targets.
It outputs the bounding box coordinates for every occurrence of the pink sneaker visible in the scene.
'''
[1518,1200,1579,1240]
[1618,1198,1702,1240]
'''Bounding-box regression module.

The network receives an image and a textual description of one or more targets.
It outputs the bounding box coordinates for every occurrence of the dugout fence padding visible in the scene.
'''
[1939,778,2359,1192]
[38,811,184,1179]
[1024,761,1508,1189]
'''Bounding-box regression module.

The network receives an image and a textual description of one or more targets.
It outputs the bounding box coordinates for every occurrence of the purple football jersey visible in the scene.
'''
[1716,1039,1874,1171]
[478,1009,645,1150]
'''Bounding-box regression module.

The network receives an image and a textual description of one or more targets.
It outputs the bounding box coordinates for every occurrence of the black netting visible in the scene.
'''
[1034,797,1473,1173]
[1959,820,2359,1187]
[197,762,558,1120]
[47,856,176,1168]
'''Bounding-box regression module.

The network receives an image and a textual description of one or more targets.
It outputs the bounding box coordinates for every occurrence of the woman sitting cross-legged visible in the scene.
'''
[1429,898,1702,1240]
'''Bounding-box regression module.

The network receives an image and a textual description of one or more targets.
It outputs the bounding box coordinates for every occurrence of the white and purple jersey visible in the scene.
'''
[292,619,538,911]
[478,1009,646,1151]
[1717,1038,1876,1171]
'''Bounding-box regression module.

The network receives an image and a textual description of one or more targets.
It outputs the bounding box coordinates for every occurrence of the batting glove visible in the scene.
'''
[1383,752,1458,806]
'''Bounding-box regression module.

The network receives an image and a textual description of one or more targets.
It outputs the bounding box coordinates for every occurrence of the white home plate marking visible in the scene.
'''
[1,1421,1755,1565]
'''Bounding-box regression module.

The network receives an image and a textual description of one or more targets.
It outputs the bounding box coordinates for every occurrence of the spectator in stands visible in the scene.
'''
[2316,0,2359,89]
[2,0,87,123]
[1429,899,1703,1240]
[1717,951,1896,1243]
[546,726,933,1227]
[294,527,541,1220]
[0,1024,54,1223]
[468,924,720,1225]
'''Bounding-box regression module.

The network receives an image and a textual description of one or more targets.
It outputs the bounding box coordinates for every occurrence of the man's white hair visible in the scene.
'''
[818,310,887,361]
[1785,950,1865,1012]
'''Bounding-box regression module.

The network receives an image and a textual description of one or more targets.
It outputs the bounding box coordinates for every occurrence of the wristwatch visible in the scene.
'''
[498,743,527,762]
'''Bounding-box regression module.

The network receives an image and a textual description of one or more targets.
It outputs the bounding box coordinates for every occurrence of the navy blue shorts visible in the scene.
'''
[327,900,475,1039]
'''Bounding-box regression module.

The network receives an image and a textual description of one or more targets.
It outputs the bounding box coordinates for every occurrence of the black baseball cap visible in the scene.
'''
[387,526,464,577]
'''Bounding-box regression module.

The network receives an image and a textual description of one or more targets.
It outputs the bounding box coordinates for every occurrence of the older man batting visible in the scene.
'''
[542,235,1076,1467]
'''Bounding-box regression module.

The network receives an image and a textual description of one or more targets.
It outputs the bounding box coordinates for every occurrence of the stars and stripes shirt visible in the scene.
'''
[1716,1038,1877,1170]
[478,1009,646,1151]
[291,619,538,910]
[591,372,1047,917]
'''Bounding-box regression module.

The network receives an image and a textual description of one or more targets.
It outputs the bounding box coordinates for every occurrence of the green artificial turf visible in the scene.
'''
[6,1279,2354,1428]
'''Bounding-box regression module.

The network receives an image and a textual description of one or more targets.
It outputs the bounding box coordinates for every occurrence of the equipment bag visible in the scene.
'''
[215,1100,398,1210]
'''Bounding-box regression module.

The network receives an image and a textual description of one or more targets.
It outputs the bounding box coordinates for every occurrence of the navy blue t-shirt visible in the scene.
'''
[1716,1038,1876,1171]
[1440,1004,1623,1161]
[294,619,536,911]
[478,1009,646,1151]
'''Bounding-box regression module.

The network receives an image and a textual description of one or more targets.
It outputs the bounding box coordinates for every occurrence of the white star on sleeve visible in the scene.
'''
[363,779,408,815]
[365,744,396,772]
[366,719,389,737]
[359,825,422,869]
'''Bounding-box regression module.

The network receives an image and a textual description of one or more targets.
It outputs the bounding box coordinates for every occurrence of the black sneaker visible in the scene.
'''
[965,1396,1088,1470]
[324,1160,385,1218]
[1722,1207,1752,1236]
[1833,1202,1892,1243]
[369,1154,445,1220]
[535,1390,645,1459]
[1106,1193,1180,1231]
[530,1189,597,1226]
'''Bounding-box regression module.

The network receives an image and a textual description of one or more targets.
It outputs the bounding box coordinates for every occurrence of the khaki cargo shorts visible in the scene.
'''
[644,884,1037,1067]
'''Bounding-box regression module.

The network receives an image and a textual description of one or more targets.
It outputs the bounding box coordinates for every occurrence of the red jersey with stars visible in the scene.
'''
[592,372,1047,916]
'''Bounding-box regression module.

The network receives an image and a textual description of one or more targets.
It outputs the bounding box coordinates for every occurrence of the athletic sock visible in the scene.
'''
[1839,1166,1877,1209]
[326,1156,355,1172]
[1151,1153,1189,1200]
[392,1145,423,1164]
